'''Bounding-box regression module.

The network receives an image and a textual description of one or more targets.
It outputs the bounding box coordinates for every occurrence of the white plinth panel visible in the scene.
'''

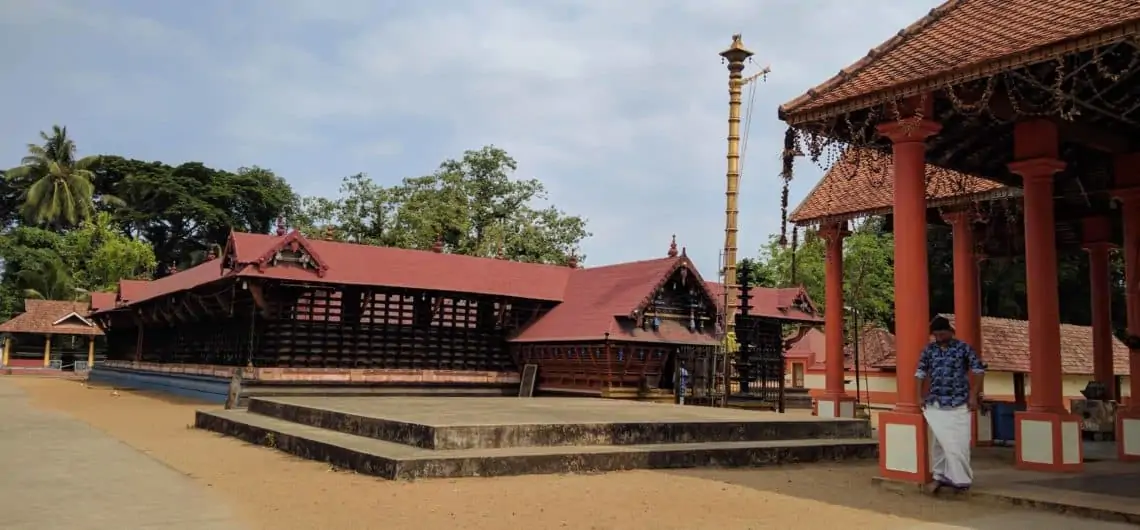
[883,423,919,473]
[1019,420,1053,464]
[817,398,856,419]
[1123,418,1140,457]
[1060,420,1081,464]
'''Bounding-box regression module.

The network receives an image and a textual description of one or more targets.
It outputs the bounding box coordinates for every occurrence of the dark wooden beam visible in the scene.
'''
[986,88,1136,154]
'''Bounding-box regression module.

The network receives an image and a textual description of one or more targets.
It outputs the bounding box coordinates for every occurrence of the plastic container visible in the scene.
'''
[990,401,1027,443]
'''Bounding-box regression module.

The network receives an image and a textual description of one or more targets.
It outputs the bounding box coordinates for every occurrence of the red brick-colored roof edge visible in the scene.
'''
[789,147,1014,224]
[628,255,719,318]
[779,0,1140,124]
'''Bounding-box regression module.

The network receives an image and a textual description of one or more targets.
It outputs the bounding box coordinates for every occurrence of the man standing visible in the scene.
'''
[916,316,985,492]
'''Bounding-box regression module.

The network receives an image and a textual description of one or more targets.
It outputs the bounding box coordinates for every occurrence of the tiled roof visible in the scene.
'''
[780,0,1140,122]
[844,327,896,371]
[868,314,1131,375]
[0,299,103,336]
[786,328,825,366]
[117,279,152,304]
[510,256,719,344]
[89,292,117,312]
[789,148,1010,224]
[705,282,824,324]
[230,232,574,302]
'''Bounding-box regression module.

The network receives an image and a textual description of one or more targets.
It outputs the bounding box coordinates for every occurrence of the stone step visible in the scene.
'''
[245,396,873,450]
[195,409,879,480]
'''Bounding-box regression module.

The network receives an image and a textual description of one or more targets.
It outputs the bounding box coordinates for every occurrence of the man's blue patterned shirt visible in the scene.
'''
[915,339,985,408]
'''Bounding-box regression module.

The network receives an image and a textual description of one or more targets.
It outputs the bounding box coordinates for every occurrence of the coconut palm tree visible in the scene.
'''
[6,125,103,228]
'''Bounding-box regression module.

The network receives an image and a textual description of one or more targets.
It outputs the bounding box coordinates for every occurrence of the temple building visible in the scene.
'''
[777,0,1140,477]
[0,299,104,372]
[56,226,813,403]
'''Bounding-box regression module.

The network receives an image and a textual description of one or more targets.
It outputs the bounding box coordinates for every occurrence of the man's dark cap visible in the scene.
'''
[930,316,952,332]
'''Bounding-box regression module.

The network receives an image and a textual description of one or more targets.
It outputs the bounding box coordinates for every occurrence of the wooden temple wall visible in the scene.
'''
[515,342,674,390]
[105,283,554,372]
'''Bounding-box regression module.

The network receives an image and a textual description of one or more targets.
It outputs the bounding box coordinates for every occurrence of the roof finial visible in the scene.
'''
[681,246,687,257]
[323,225,336,241]
[667,235,679,258]
[168,262,179,274]
[206,248,217,261]
[567,250,579,269]
[275,216,286,236]
[497,239,505,260]
[431,233,444,253]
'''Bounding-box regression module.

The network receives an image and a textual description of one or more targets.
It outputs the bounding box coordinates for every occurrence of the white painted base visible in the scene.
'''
[1020,420,1052,464]
[975,408,993,444]
[884,423,919,473]
[1016,415,1083,468]
[1123,418,1140,457]
[817,398,856,419]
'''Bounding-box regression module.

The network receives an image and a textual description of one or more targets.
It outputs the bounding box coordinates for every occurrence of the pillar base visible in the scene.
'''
[1014,411,1083,472]
[973,407,993,446]
[816,395,857,418]
[1117,408,1140,462]
[878,410,931,484]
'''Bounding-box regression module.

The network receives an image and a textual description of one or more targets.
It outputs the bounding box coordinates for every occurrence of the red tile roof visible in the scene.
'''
[510,256,719,344]
[785,328,825,365]
[230,232,573,302]
[780,0,1140,123]
[790,148,1011,224]
[862,315,1131,375]
[117,279,152,304]
[705,282,823,324]
[844,327,896,372]
[89,292,116,312]
[0,299,103,336]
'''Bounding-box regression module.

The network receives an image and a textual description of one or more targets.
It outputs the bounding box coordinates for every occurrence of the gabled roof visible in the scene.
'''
[789,148,1012,224]
[705,282,823,324]
[509,256,720,343]
[0,300,103,336]
[865,315,1131,375]
[117,279,152,304]
[229,232,574,301]
[780,0,1140,123]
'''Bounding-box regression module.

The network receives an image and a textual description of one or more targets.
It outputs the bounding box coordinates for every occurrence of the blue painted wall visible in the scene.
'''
[89,366,229,404]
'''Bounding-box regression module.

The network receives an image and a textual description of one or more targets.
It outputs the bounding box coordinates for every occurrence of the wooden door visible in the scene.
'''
[792,363,805,388]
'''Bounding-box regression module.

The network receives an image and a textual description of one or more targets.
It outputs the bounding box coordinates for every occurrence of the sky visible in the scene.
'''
[0,0,943,276]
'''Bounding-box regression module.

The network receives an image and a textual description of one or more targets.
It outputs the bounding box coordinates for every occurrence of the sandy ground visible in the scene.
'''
[8,378,1056,530]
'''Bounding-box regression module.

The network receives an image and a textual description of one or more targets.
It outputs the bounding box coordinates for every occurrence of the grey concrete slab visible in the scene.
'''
[0,379,248,530]
[255,395,863,426]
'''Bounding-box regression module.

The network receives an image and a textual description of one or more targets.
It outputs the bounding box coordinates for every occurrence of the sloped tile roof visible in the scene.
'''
[705,282,824,324]
[780,0,1140,122]
[0,299,103,336]
[510,256,719,343]
[231,232,574,302]
[844,327,896,371]
[868,314,1131,375]
[89,292,116,312]
[789,148,1011,224]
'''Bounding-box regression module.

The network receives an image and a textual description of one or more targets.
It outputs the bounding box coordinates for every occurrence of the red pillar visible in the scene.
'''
[942,208,990,445]
[875,109,939,484]
[1081,216,1116,402]
[818,221,855,418]
[1114,153,1140,461]
[1008,119,1082,472]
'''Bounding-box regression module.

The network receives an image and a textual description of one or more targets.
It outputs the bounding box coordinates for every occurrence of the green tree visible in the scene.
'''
[5,125,101,227]
[751,218,894,326]
[290,146,591,264]
[59,212,157,292]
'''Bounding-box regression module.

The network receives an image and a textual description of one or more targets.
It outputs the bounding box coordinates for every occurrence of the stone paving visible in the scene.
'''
[0,378,247,530]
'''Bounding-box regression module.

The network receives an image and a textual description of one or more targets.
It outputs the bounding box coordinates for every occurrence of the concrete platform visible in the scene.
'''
[196,396,877,480]
[247,396,870,449]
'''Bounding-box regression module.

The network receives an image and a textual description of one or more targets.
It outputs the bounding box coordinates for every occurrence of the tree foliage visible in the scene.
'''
[290,146,590,264]
[751,218,895,326]
[0,128,591,320]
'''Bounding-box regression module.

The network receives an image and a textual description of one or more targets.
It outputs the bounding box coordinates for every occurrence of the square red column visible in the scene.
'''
[1113,153,1140,462]
[817,221,856,418]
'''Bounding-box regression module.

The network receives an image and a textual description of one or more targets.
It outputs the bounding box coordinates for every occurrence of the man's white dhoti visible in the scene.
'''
[923,403,973,488]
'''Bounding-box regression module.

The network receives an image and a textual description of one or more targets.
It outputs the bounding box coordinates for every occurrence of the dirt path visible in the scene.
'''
[7,377,1102,530]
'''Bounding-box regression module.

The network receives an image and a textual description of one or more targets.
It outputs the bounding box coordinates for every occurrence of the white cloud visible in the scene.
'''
[0,0,943,274]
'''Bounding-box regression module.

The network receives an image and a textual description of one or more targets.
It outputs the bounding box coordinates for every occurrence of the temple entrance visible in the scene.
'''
[792,363,804,389]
